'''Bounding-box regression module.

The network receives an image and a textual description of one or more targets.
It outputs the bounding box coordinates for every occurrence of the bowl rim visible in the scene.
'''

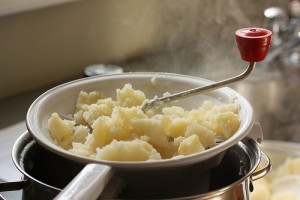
[26,72,255,168]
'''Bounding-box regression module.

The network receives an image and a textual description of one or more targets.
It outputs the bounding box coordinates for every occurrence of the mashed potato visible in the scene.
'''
[48,84,240,161]
[251,158,300,200]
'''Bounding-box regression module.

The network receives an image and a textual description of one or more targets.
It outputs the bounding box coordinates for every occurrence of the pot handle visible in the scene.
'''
[54,163,113,200]
[250,150,271,181]
[0,194,6,200]
[0,180,24,192]
[0,179,25,200]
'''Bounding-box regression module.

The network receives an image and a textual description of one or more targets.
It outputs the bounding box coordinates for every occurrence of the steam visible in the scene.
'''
[123,0,286,81]
[150,0,257,80]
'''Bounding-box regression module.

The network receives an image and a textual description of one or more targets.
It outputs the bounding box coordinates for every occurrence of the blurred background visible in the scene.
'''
[0,0,298,142]
[2,1,300,199]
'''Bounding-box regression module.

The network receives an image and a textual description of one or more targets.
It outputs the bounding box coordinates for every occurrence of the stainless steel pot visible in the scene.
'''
[192,139,270,200]
[0,131,270,200]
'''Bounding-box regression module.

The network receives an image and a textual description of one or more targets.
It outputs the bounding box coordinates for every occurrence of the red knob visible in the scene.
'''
[235,28,272,62]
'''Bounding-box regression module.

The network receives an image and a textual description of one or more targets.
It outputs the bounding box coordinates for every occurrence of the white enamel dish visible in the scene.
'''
[26,72,255,169]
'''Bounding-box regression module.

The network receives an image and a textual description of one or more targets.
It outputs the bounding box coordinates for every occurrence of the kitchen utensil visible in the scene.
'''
[26,72,257,199]
[26,73,256,166]
[141,28,272,112]
[25,28,269,199]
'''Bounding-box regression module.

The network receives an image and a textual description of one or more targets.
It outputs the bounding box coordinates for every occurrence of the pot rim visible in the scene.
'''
[184,139,268,199]
[11,131,266,199]
[12,131,61,192]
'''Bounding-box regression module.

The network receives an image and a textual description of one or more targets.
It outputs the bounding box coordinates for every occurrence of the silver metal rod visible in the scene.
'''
[142,62,256,112]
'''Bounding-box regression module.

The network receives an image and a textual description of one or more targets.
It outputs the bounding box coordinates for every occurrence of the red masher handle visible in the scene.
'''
[235,28,272,62]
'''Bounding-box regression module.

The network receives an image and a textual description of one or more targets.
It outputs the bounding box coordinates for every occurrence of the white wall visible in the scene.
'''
[0,0,159,98]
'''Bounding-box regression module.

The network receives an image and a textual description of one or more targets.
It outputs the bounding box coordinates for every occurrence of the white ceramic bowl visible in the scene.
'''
[26,72,254,169]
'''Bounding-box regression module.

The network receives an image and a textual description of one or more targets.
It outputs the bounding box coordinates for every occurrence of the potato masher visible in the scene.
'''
[141,28,272,112]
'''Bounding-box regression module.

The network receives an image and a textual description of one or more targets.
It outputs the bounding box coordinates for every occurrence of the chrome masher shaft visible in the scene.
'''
[141,62,256,112]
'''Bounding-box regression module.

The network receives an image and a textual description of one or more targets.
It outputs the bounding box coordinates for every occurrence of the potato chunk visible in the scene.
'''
[178,134,205,156]
[95,139,161,161]
[48,113,75,149]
